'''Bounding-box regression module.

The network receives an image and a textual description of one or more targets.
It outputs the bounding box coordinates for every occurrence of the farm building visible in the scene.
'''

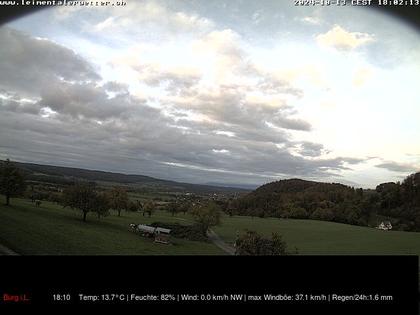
[377,221,392,231]
[130,224,171,244]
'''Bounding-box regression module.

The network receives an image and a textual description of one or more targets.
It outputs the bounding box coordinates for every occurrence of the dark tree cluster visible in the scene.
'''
[0,159,26,205]
[373,173,420,231]
[235,230,290,255]
[189,201,221,236]
[62,182,110,221]
[106,186,129,217]
[164,200,192,216]
[230,174,420,231]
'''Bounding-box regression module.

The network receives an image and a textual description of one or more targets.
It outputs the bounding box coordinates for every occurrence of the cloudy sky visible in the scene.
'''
[0,1,419,188]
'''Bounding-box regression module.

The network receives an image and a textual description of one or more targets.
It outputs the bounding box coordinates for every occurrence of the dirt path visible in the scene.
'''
[0,243,19,255]
[207,229,235,255]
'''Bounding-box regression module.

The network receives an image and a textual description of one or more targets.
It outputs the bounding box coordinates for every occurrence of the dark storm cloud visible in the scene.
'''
[0,27,100,96]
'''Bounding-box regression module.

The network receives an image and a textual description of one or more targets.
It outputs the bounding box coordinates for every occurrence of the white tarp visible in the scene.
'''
[137,224,156,233]
[136,225,171,234]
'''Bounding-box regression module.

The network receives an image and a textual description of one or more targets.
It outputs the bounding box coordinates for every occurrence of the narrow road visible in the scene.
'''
[207,229,235,255]
[0,243,19,255]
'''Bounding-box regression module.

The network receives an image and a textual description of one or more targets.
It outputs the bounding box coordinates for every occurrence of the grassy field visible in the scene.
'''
[214,215,420,255]
[1,197,420,256]
[0,198,224,255]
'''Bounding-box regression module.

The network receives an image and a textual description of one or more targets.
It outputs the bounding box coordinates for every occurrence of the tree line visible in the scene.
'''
[61,183,162,221]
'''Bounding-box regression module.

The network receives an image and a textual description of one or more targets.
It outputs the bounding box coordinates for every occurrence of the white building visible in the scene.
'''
[377,221,392,230]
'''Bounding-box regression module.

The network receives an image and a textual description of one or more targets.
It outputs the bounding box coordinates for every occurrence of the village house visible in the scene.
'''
[377,221,392,231]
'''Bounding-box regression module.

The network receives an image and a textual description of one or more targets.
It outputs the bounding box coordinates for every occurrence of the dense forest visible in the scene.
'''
[229,172,420,231]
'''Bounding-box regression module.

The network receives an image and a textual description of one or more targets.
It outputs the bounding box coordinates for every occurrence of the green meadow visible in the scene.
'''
[1,197,420,256]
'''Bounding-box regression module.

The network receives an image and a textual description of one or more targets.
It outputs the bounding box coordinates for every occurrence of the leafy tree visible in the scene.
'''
[310,208,334,221]
[271,232,289,255]
[225,200,235,217]
[166,201,179,216]
[128,200,142,212]
[235,230,288,255]
[189,201,221,235]
[180,201,192,215]
[107,186,129,217]
[288,206,308,219]
[0,159,26,206]
[256,208,265,218]
[402,173,420,206]
[137,200,144,212]
[142,200,155,217]
[92,192,110,219]
[62,182,98,222]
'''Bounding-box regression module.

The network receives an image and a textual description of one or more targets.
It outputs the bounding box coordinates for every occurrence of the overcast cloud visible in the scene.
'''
[1,1,419,188]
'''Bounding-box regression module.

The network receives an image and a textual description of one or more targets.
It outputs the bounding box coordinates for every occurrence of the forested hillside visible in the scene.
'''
[230,173,420,231]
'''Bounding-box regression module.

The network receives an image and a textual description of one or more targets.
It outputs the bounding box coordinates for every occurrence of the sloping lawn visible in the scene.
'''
[0,197,224,255]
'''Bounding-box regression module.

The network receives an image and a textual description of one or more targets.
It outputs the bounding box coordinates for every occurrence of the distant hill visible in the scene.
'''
[204,182,259,190]
[9,161,248,194]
